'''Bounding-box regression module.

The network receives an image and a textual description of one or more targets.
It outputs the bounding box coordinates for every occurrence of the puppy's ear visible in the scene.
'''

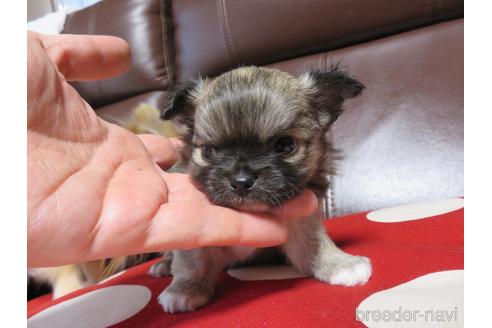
[302,65,365,127]
[161,79,201,130]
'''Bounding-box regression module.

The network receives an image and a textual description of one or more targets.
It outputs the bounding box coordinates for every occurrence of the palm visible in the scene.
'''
[27,33,171,265]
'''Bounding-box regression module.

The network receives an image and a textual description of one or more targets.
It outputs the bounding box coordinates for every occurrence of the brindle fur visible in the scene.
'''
[151,66,372,313]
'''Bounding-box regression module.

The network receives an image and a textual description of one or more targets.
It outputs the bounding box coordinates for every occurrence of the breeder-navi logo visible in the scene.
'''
[356,306,459,324]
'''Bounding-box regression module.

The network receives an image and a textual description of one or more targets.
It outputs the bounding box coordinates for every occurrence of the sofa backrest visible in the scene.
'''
[172,0,463,81]
[63,0,462,108]
[63,0,464,217]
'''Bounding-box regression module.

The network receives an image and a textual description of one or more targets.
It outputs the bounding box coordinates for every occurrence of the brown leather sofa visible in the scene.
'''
[63,0,464,218]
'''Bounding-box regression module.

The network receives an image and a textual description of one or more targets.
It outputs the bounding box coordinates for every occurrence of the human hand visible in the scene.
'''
[27,32,318,267]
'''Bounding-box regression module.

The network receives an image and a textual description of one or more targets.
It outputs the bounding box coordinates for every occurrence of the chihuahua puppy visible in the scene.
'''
[149,66,372,313]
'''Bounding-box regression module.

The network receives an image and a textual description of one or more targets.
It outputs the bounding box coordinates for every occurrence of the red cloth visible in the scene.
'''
[28,201,463,327]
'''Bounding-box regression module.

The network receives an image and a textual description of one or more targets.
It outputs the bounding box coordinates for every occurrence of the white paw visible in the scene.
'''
[316,254,372,287]
[148,260,171,278]
[158,289,209,313]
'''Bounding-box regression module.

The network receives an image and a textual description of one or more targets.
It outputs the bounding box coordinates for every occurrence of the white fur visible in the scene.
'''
[158,290,209,313]
[315,253,372,287]
[192,148,208,167]
[29,266,86,299]
[298,72,316,91]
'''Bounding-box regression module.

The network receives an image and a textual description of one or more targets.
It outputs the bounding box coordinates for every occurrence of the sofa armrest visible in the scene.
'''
[62,0,174,109]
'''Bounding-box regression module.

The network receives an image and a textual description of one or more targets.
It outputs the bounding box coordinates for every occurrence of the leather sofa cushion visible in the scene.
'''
[173,0,463,81]
[63,0,173,109]
[268,19,463,216]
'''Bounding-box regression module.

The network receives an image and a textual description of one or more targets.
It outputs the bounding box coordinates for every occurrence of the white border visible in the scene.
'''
[2,1,27,326]
[464,2,491,327]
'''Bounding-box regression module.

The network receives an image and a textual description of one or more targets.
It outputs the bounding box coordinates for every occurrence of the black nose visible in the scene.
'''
[230,172,256,195]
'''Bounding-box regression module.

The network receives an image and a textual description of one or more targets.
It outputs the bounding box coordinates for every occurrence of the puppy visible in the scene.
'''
[29,255,158,299]
[149,66,372,313]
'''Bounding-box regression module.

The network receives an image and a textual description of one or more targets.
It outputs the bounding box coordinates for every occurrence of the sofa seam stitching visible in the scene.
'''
[221,0,239,64]
[216,0,238,66]
[160,0,174,88]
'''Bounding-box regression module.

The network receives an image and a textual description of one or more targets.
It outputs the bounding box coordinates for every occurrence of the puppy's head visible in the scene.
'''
[163,66,364,210]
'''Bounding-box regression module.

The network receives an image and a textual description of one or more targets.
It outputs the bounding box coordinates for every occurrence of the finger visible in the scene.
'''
[137,134,180,169]
[270,189,319,220]
[145,202,288,251]
[35,32,131,81]
[162,172,318,220]
[169,138,185,153]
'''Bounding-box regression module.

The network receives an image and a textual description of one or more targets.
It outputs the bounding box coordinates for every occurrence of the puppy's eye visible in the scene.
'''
[201,145,216,160]
[274,137,296,154]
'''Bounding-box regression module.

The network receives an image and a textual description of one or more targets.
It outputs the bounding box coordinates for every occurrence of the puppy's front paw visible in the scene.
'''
[148,259,171,278]
[158,287,211,313]
[315,254,372,287]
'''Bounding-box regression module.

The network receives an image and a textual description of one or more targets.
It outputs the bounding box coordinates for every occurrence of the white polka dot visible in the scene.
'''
[366,198,464,222]
[227,265,308,281]
[28,285,151,328]
[356,270,463,327]
[97,270,126,285]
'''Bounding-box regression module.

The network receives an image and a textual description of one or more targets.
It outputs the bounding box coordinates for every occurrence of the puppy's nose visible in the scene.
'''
[230,172,255,195]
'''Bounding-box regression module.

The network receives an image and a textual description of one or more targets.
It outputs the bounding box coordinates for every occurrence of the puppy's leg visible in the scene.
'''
[148,252,173,278]
[282,213,372,286]
[52,267,86,298]
[158,248,224,313]
[29,265,86,299]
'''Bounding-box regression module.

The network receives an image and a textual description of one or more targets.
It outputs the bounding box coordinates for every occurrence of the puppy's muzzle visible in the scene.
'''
[229,171,256,196]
